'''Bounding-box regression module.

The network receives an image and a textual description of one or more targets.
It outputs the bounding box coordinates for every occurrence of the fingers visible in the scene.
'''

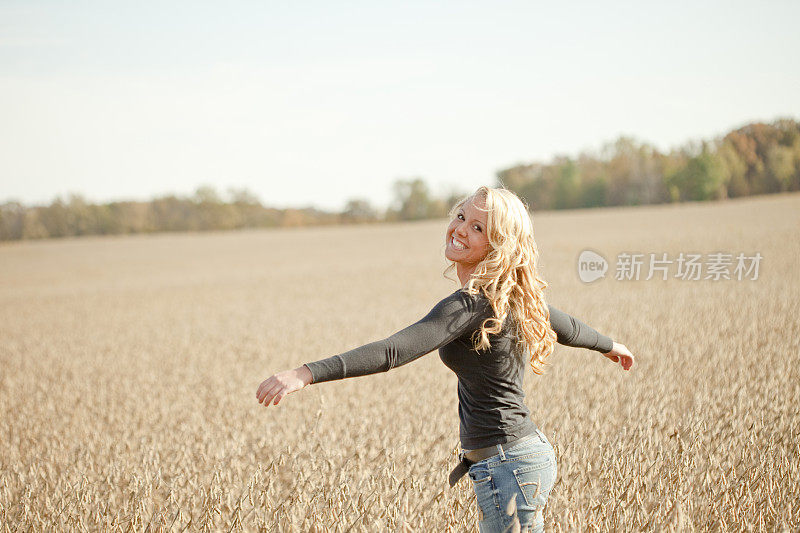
[256,381,268,402]
[257,378,280,405]
[257,375,291,406]
[259,383,281,406]
[257,369,308,408]
[273,391,287,406]
[615,346,634,370]
[603,353,619,363]
[257,375,291,405]
[262,384,294,407]
[621,354,634,371]
[603,347,634,371]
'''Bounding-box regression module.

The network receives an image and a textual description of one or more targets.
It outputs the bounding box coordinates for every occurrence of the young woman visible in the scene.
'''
[256,186,634,532]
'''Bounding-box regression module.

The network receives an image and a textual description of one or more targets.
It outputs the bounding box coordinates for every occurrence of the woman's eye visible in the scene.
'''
[474,225,482,232]
[457,213,464,220]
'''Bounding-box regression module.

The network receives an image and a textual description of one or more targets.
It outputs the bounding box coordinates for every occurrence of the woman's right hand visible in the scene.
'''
[256,365,313,407]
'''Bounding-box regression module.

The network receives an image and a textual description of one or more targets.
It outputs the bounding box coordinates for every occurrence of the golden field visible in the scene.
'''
[1,192,799,532]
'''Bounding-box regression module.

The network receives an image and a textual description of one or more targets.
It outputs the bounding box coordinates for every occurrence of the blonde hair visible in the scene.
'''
[443,186,557,375]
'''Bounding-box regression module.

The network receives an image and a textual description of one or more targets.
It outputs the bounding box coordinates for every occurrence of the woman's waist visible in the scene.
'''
[462,427,553,468]
[458,418,537,450]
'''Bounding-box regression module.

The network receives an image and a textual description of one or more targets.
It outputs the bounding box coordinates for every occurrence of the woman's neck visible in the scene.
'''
[457,263,477,288]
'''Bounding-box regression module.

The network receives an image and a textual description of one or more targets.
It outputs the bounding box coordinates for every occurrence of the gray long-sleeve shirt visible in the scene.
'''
[304,288,613,449]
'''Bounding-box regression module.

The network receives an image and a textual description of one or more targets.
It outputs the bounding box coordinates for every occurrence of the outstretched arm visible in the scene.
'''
[547,304,634,370]
[256,289,492,406]
[547,304,613,352]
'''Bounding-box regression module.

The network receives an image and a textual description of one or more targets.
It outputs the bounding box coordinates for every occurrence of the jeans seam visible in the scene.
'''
[471,469,501,524]
[480,472,501,526]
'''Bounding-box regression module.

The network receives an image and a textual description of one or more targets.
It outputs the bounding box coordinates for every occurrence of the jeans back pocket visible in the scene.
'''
[511,453,556,508]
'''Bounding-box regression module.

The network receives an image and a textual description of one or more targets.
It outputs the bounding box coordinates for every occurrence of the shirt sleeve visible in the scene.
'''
[547,304,613,353]
[304,289,492,384]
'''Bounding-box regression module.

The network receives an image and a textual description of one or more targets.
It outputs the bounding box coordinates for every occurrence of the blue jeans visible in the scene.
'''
[467,429,557,533]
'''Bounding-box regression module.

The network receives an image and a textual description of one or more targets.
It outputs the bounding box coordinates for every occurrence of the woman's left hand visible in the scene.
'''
[602,342,635,371]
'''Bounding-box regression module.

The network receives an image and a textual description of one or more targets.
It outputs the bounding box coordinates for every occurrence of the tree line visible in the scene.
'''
[499,118,800,210]
[1,118,798,242]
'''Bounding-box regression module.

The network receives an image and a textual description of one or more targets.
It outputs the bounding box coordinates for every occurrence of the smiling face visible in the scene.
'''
[445,196,491,268]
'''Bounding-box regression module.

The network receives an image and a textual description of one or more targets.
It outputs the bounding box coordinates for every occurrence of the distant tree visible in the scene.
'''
[228,187,267,228]
[442,188,469,214]
[227,187,262,206]
[193,185,238,230]
[574,152,608,208]
[21,209,48,239]
[553,156,580,209]
[498,163,543,208]
[766,144,795,192]
[717,139,749,198]
[495,164,530,194]
[0,201,26,240]
[391,178,435,220]
[281,208,308,227]
[341,198,378,224]
[639,146,670,205]
[603,137,645,206]
[579,177,608,208]
[148,195,193,232]
[790,136,800,191]
[194,185,222,204]
[66,194,94,236]
[38,197,70,238]
[665,143,728,201]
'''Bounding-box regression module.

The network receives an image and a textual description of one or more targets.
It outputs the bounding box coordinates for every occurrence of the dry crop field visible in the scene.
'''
[1,193,799,532]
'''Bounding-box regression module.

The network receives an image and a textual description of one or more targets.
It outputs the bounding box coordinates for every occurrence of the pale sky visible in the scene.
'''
[2,1,799,211]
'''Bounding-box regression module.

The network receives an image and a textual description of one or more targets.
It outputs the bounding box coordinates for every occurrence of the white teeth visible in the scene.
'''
[451,237,466,250]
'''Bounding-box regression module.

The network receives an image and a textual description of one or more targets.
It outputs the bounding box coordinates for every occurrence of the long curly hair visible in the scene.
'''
[443,186,557,375]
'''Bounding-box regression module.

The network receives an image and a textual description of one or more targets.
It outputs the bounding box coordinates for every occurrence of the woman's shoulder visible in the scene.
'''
[443,287,494,317]
[457,286,489,303]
